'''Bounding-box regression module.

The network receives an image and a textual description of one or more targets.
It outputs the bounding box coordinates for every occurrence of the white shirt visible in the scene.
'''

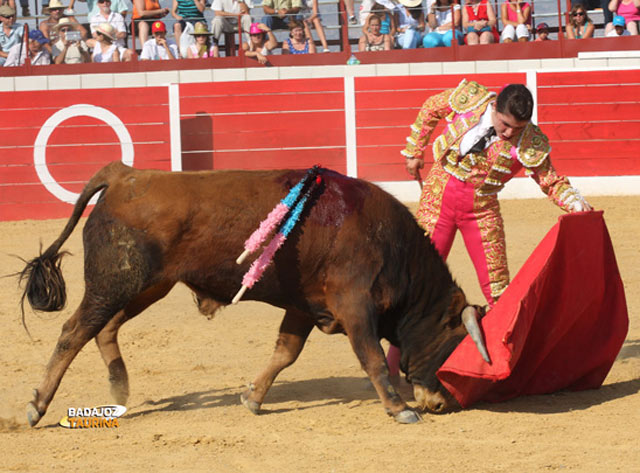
[211,0,253,13]
[606,28,631,37]
[426,0,461,32]
[92,43,118,62]
[52,39,90,64]
[459,104,498,156]
[140,38,179,60]
[89,11,127,48]
[85,0,129,20]
[4,43,51,66]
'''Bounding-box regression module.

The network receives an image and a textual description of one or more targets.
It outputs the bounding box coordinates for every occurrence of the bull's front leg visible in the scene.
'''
[241,308,315,414]
[342,314,421,424]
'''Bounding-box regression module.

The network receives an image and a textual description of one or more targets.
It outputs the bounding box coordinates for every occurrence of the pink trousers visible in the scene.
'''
[387,172,508,376]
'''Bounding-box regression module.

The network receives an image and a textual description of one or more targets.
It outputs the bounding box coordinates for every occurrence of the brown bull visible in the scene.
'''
[20,162,488,426]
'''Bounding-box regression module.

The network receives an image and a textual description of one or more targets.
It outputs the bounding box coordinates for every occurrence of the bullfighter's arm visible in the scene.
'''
[528,159,592,212]
[401,88,454,161]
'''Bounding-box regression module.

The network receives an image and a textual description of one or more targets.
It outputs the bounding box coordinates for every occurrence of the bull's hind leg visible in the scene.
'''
[94,281,175,405]
[241,308,315,414]
[27,298,120,427]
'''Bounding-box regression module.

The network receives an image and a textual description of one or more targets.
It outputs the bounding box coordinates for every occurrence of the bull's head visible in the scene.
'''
[399,287,489,414]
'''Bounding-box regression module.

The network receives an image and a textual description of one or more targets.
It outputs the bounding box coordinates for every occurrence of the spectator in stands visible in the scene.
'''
[423,0,463,48]
[210,0,251,50]
[0,5,24,65]
[301,0,330,52]
[462,0,497,44]
[4,28,51,65]
[535,21,550,40]
[52,17,91,63]
[8,0,31,18]
[91,22,120,61]
[607,0,639,34]
[187,20,219,56]
[359,12,392,50]
[345,0,356,24]
[395,0,425,49]
[171,0,206,50]
[571,0,612,27]
[39,0,66,43]
[281,18,316,52]
[71,0,128,25]
[261,0,302,31]
[242,21,276,63]
[362,2,396,37]
[140,20,178,59]
[605,13,632,34]
[132,0,171,48]
[500,0,531,42]
[40,0,87,48]
[89,0,133,61]
[566,4,594,38]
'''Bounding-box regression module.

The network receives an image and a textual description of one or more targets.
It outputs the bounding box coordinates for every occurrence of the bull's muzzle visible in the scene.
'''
[413,385,459,414]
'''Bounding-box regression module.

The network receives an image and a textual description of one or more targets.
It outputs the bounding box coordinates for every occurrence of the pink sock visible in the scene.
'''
[386,345,401,376]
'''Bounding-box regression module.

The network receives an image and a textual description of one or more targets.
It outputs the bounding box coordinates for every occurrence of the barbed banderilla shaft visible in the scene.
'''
[235,166,320,265]
[232,174,323,305]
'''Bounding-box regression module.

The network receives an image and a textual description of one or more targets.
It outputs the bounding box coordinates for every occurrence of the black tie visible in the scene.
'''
[468,127,496,154]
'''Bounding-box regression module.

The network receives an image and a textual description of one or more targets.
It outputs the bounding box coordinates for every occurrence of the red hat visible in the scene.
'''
[151,21,166,33]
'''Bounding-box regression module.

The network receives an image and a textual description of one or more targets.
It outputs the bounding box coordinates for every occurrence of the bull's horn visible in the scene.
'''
[461,306,491,363]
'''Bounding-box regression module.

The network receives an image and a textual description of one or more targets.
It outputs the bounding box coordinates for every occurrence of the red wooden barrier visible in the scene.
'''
[1,70,639,222]
[0,87,172,221]
[179,79,347,173]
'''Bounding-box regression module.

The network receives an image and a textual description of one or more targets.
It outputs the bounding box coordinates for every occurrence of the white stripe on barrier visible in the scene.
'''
[344,75,358,178]
[169,83,182,172]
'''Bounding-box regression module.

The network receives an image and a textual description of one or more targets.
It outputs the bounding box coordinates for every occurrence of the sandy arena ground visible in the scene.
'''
[1,196,638,472]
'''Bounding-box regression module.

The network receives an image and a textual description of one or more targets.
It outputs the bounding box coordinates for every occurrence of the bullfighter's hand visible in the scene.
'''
[406,157,424,179]
[571,198,593,212]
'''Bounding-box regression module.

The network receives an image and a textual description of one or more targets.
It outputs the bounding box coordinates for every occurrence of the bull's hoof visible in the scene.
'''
[110,384,129,406]
[394,409,421,424]
[26,401,42,427]
[240,392,261,415]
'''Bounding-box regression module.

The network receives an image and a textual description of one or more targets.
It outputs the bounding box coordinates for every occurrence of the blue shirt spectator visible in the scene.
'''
[0,5,25,66]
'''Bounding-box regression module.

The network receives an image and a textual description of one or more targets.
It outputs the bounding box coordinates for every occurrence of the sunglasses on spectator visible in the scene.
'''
[97,0,111,3]
[1,14,16,18]
[572,11,585,16]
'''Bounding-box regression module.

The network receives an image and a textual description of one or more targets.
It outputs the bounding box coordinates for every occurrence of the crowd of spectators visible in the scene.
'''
[1,0,637,66]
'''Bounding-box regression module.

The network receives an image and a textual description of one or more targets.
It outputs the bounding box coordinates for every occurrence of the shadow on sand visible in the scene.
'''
[474,377,640,415]
[126,376,378,419]
[126,369,640,421]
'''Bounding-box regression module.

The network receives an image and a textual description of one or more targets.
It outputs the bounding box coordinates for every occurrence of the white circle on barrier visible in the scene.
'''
[34,104,134,205]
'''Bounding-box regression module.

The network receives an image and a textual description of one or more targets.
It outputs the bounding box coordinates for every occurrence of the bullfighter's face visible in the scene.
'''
[491,103,529,143]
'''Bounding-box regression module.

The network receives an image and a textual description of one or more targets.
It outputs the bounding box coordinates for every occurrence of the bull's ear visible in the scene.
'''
[475,304,488,318]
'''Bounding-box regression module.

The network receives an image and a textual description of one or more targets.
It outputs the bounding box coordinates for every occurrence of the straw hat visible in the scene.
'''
[95,22,115,40]
[398,0,422,7]
[53,17,80,31]
[0,5,16,16]
[48,0,68,10]
[189,22,213,35]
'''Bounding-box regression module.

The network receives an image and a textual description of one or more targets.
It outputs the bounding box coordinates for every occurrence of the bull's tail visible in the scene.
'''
[18,162,131,336]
